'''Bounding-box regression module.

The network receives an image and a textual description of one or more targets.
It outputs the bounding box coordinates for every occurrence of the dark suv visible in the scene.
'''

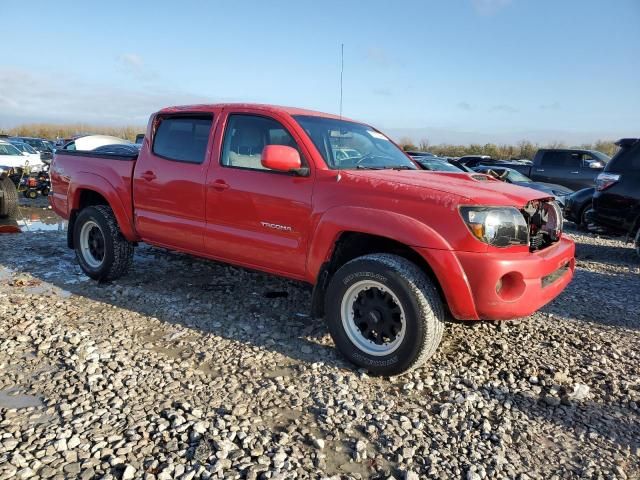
[589,138,640,255]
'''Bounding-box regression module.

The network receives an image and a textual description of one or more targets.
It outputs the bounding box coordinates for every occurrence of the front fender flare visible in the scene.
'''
[306,206,452,282]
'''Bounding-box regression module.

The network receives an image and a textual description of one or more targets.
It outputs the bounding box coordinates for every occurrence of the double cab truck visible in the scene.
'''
[50,104,575,375]
[505,148,611,191]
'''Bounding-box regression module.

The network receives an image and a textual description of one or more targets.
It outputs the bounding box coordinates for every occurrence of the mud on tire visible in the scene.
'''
[325,253,445,376]
[73,205,134,281]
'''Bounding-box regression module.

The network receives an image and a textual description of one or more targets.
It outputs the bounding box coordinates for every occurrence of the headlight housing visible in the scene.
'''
[460,206,529,247]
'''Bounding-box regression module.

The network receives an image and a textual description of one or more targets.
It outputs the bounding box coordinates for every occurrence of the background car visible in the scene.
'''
[10,136,54,162]
[92,143,142,155]
[473,165,573,206]
[62,135,133,151]
[563,188,595,229]
[589,137,640,254]
[412,156,469,172]
[457,155,508,168]
[0,140,44,170]
[503,148,610,190]
[6,140,43,166]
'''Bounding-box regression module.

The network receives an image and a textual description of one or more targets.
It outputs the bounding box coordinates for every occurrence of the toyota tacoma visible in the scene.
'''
[50,104,575,375]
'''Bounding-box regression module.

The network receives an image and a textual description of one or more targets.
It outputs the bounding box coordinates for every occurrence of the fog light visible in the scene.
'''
[496,272,526,301]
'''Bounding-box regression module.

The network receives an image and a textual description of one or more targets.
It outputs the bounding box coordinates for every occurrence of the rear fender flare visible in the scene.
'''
[68,172,137,241]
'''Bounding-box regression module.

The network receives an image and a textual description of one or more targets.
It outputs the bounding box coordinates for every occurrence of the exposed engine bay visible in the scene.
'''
[522,199,563,251]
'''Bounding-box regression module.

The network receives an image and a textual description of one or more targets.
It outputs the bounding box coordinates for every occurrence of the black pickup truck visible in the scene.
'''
[504,148,610,190]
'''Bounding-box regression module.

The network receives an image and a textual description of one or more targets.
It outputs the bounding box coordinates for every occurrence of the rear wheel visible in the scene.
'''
[74,205,134,281]
[0,177,18,219]
[325,254,445,376]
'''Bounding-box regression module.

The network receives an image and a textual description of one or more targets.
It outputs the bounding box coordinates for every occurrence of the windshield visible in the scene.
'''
[0,143,22,156]
[21,143,37,154]
[590,150,610,163]
[416,158,465,172]
[294,115,417,170]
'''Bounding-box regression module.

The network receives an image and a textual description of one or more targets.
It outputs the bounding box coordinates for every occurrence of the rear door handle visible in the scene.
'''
[536,169,544,172]
[141,171,156,181]
[210,179,230,191]
[570,171,579,174]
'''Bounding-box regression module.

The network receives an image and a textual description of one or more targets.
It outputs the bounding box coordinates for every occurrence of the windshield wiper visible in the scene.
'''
[355,165,384,170]
[382,165,415,170]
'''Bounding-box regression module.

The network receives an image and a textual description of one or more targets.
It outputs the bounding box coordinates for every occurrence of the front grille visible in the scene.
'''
[522,200,563,252]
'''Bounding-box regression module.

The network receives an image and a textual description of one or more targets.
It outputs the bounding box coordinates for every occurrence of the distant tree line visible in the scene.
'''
[0,123,620,159]
[398,137,620,159]
[0,123,143,142]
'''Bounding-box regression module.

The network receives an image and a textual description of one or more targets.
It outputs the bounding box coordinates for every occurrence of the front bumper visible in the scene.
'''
[416,236,575,320]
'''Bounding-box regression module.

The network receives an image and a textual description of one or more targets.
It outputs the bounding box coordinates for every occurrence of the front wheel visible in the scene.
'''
[74,205,134,281]
[325,254,445,376]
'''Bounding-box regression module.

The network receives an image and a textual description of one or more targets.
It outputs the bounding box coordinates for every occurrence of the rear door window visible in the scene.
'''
[153,115,213,164]
[541,151,580,168]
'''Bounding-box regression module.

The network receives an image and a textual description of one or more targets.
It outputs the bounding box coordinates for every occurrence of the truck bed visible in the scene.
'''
[49,150,138,235]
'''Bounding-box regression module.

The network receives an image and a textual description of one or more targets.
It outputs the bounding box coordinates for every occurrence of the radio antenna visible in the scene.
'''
[339,43,344,119]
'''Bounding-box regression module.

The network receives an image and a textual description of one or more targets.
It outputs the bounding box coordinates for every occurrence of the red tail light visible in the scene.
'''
[596,173,620,191]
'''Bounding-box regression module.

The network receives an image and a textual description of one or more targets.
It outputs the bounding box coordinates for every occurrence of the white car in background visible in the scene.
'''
[0,140,44,170]
[62,135,132,151]
[7,140,43,167]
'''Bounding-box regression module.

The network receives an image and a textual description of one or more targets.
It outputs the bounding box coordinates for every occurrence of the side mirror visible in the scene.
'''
[261,145,307,175]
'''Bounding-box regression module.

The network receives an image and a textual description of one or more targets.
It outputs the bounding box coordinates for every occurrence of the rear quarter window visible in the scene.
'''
[607,143,640,172]
[153,115,213,164]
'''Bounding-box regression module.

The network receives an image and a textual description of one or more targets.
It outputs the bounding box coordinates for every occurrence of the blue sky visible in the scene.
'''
[1,0,638,144]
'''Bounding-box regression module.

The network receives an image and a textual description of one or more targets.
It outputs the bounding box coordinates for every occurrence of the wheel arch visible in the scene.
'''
[307,207,451,318]
[67,173,137,248]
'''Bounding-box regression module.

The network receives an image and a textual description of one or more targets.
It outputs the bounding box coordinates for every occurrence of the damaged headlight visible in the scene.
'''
[459,206,529,247]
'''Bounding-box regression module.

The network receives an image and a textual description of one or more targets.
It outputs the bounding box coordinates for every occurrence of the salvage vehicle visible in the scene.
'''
[563,188,595,229]
[473,166,573,207]
[9,136,54,162]
[505,148,610,190]
[50,104,575,375]
[588,138,640,257]
[0,165,18,219]
[62,135,133,151]
[0,140,45,170]
[413,156,469,172]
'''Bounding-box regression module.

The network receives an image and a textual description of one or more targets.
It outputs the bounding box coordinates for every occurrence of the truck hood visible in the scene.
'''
[345,170,551,206]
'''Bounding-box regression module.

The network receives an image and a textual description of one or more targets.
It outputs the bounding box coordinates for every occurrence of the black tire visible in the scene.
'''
[325,253,445,376]
[73,205,134,281]
[41,187,50,196]
[27,189,38,200]
[578,206,590,230]
[0,177,18,219]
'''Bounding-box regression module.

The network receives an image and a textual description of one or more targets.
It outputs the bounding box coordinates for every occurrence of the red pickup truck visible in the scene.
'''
[50,104,575,375]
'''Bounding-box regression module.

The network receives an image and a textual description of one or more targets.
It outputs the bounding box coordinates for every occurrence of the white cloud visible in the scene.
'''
[0,67,215,127]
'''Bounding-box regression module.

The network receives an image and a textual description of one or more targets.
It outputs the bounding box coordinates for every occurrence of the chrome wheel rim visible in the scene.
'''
[340,280,406,356]
[79,220,105,269]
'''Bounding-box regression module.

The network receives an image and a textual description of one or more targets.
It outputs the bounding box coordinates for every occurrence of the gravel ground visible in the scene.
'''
[0,207,639,480]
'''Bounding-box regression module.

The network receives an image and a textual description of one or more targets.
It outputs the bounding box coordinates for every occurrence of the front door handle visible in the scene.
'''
[570,171,579,174]
[141,171,156,181]
[210,179,230,191]
[536,169,545,172]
